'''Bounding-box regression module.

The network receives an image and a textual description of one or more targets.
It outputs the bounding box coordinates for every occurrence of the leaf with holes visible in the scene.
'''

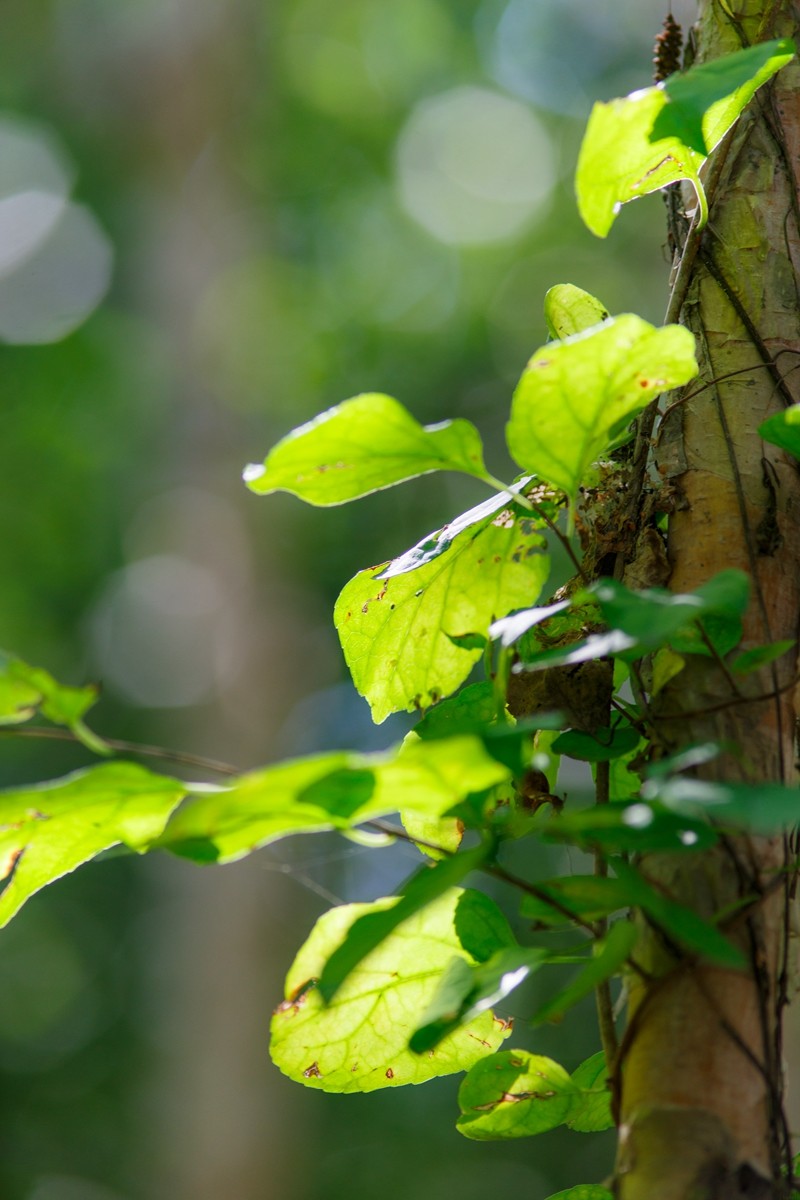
[244,393,491,504]
[335,497,549,723]
[506,316,697,505]
[0,763,187,927]
[270,889,512,1093]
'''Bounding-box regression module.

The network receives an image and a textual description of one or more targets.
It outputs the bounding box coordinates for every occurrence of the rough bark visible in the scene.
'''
[614,4,800,1198]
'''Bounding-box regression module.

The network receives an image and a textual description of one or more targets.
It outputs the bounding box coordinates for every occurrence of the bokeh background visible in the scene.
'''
[3,3,782,1199]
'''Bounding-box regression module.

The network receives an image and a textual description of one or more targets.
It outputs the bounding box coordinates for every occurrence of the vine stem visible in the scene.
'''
[593,759,619,1069]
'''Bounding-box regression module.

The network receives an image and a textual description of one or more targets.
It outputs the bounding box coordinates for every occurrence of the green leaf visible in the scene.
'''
[401,810,463,861]
[0,652,108,753]
[643,775,800,836]
[544,285,609,339]
[731,639,795,675]
[244,393,491,504]
[454,887,517,963]
[654,39,796,155]
[506,316,697,504]
[576,40,794,237]
[456,1049,575,1140]
[552,723,640,763]
[159,734,510,863]
[567,1052,613,1132]
[759,403,800,458]
[610,858,745,969]
[270,889,512,1093]
[414,681,499,739]
[520,875,633,927]
[0,764,187,927]
[410,946,547,1053]
[489,600,570,649]
[335,495,549,723]
[544,802,717,854]
[318,847,492,1002]
[532,921,637,1024]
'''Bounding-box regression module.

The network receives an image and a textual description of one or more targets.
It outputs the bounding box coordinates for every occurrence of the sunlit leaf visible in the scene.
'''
[401,810,463,860]
[0,764,187,927]
[544,285,609,339]
[456,1049,575,1140]
[270,889,512,1093]
[336,497,549,723]
[489,600,570,649]
[567,1052,613,1132]
[532,921,637,1024]
[159,735,510,863]
[244,393,491,504]
[411,946,547,1053]
[0,651,107,753]
[506,316,697,504]
[318,846,492,1001]
[576,40,794,237]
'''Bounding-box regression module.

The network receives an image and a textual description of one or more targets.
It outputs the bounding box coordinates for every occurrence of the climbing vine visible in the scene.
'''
[1,26,799,1200]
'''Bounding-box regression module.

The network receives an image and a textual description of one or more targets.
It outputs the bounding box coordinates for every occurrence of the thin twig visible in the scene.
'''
[0,724,240,776]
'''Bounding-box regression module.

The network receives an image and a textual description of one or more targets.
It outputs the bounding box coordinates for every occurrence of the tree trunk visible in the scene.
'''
[614,3,800,1197]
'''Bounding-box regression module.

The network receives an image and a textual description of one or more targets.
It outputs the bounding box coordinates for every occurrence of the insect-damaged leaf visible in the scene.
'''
[270,888,512,1093]
[456,1049,576,1140]
[244,393,491,504]
[335,493,549,723]
[0,763,187,927]
[158,735,510,863]
[576,39,794,237]
[506,316,697,506]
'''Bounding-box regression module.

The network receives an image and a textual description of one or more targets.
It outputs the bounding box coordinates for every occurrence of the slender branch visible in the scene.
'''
[0,724,240,777]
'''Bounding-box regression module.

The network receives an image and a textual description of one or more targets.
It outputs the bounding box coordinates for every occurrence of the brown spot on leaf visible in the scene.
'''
[303,1062,322,1078]
[385,1068,394,1079]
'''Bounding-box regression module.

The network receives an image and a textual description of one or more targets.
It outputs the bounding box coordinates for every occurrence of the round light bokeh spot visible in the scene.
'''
[395,86,555,246]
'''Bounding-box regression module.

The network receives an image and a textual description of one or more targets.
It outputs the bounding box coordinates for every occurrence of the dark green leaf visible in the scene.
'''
[544,802,717,854]
[643,775,800,836]
[520,875,633,927]
[544,1188,613,1200]
[654,40,796,155]
[415,682,498,740]
[552,724,639,763]
[454,887,518,962]
[532,921,636,1024]
[244,392,491,504]
[611,858,745,969]
[731,639,795,675]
